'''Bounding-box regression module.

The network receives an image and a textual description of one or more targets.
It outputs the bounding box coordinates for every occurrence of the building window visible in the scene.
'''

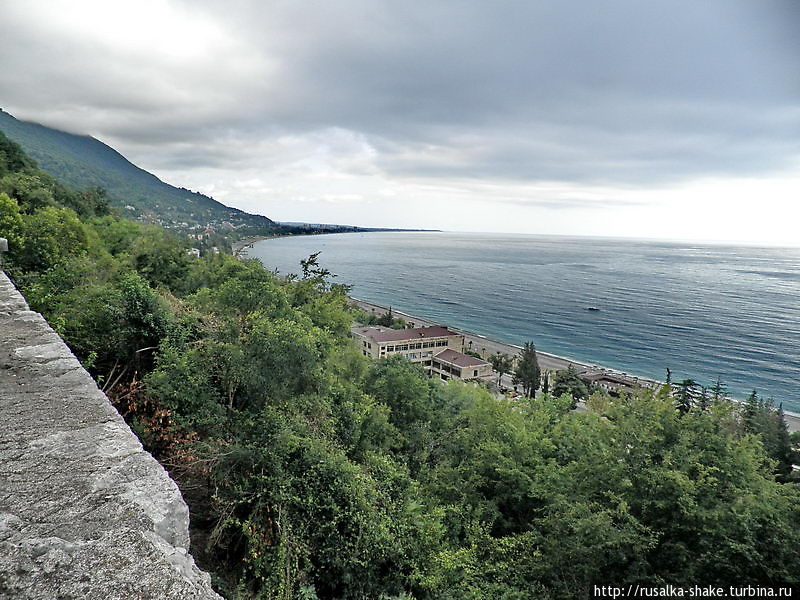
[387,346,395,351]
[473,369,478,377]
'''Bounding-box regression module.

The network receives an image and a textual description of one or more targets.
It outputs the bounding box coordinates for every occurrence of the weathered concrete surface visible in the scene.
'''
[0,272,222,599]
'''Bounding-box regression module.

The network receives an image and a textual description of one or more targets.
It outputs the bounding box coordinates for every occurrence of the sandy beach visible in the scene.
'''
[239,237,799,434]
[350,297,800,433]
[232,234,284,256]
[350,297,660,382]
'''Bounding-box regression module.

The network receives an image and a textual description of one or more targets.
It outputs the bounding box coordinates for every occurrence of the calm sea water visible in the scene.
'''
[247,232,800,410]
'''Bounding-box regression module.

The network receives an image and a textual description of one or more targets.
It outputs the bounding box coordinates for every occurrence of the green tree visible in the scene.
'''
[132,228,190,290]
[551,365,588,405]
[488,353,513,388]
[300,251,332,281]
[190,263,290,333]
[512,342,541,398]
[0,131,36,175]
[376,306,395,327]
[741,391,794,477]
[709,376,728,402]
[291,252,350,307]
[0,172,54,212]
[364,356,439,472]
[80,186,110,216]
[541,370,550,395]
[0,192,24,252]
[674,379,699,414]
[6,135,800,599]
[16,206,89,272]
[90,216,145,256]
[743,389,760,429]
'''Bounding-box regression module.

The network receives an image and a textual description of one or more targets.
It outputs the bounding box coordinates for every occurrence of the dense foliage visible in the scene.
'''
[513,342,541,398]
[2,132,799,599]
[0,108,275,229]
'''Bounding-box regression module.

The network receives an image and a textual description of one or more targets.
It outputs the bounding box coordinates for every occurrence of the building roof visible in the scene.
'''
[581,372,636,388]
[353,325,459,343]
[434,348,490,368]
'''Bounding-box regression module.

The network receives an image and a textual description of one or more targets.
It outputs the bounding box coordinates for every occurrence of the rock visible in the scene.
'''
[0,272,221,599]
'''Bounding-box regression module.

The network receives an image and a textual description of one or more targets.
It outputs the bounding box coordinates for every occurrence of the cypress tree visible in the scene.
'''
[675,379,699,414]
[743,389,760,431]
[709,376,727,403]
[513,342,541,398]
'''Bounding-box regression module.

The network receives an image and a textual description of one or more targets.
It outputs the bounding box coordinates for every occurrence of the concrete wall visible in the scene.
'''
[0,270,221,599]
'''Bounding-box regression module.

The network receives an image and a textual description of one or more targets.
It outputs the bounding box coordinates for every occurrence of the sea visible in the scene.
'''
[246,232,800,412]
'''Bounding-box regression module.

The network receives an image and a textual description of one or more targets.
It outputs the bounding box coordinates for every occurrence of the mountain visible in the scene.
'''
[0,109,275,230]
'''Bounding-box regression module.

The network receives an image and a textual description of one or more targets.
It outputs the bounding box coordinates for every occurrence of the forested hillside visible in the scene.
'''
[1,131,799,599]
[0,109,275,230]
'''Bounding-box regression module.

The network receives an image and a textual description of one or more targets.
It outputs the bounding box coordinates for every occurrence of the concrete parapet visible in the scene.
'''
[0,271,221,599]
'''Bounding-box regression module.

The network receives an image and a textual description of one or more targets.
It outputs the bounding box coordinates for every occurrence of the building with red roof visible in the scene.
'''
[352,325,492,381]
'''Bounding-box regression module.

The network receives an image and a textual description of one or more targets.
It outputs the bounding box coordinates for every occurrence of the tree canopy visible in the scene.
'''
[512,342,541,397]
[2,135,799,598]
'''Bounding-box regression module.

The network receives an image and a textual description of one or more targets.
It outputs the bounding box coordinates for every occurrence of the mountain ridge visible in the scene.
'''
[0,108,275,230]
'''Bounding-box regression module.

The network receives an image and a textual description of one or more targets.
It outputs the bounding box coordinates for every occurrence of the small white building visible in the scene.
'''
[431,349,493,381]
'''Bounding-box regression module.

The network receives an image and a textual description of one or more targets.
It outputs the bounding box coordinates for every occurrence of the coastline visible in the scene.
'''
[232,234,284,256]
[349,296,800,433]
[241,236,800,433]
[233,228,441,256]
[349,297,662,383]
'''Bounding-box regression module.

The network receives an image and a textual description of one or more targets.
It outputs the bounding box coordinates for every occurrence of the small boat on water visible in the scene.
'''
[586,306,600,311]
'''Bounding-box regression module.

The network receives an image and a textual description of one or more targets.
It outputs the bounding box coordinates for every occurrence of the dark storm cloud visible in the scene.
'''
[1,0,798,186]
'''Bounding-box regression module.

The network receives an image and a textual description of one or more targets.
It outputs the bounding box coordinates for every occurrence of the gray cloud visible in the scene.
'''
[0,0,798,191]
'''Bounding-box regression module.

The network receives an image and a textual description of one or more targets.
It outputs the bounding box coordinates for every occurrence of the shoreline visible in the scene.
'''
[242,236,800,433]
[349,297,663,385]
[232,234,285,255]
[348,296,800,433]
[233,228,443,256]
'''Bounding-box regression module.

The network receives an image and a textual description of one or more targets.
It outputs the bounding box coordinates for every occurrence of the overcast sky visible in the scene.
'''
[1,1,798,244]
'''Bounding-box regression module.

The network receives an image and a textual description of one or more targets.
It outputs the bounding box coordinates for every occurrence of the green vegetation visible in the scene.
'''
[2,132,799,598]
[551,364,590,407]
[513,341,541,397]
[488,353,513,388]
[354,305,407,330]
[0,108,275,230]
